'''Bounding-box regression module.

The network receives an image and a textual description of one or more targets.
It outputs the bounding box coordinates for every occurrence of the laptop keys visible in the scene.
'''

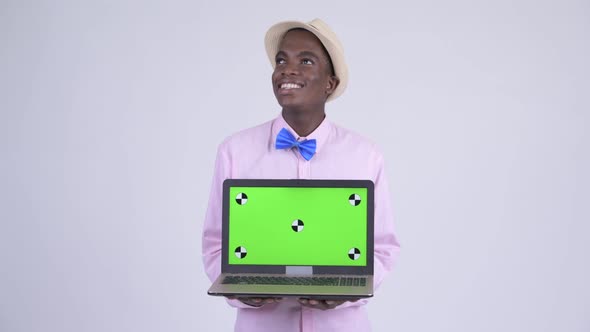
[222,276,366,287]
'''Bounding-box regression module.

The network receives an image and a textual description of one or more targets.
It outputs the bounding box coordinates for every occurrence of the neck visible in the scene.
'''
[282,106,326,137]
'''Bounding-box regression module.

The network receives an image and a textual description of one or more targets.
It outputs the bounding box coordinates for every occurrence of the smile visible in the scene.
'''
[279,83,303,90]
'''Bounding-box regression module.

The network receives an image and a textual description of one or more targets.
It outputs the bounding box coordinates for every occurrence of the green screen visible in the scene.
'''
[229,186,367,266]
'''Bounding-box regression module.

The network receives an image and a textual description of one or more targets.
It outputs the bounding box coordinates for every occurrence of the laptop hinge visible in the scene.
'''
[285,266,313,275]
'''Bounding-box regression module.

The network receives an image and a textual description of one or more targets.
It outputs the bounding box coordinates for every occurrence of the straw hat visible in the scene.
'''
[264,18,348,102]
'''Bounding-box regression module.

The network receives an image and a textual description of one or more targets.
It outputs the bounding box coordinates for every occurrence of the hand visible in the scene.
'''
[226,296,283,307]
[298,298,360,310]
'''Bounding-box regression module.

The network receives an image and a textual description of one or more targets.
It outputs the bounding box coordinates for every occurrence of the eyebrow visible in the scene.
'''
[275,50,321,60]
[297,51,321,59]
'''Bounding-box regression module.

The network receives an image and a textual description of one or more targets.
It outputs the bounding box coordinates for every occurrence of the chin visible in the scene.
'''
[276,97,301,109]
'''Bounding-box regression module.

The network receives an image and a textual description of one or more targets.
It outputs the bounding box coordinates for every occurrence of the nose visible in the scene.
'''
[280,61,299,76]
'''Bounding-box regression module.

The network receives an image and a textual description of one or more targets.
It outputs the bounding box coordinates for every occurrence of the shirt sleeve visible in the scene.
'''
[202,142,262,309]
[335,149,401,310]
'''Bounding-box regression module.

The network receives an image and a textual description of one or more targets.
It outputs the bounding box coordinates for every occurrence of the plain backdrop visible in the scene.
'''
[1,0,589,331]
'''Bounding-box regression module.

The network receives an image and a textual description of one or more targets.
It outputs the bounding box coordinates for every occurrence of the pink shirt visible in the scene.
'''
[202,115,400,332]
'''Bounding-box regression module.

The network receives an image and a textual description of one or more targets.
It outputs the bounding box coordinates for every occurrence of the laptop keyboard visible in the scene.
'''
[222,276,367,287]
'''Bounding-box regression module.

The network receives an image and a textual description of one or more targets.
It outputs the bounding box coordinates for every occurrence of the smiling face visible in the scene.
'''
[272,29,339,112]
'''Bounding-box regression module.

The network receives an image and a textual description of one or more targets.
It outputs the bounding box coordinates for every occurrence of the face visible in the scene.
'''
[272,29,339,110]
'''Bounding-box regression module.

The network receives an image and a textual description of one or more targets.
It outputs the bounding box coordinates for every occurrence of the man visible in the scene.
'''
[202,18,400,332]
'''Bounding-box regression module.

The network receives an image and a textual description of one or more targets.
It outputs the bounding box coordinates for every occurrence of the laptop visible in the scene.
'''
[207,179,375,299]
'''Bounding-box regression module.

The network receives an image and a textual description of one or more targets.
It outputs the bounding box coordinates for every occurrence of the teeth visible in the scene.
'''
[280,83,302,89]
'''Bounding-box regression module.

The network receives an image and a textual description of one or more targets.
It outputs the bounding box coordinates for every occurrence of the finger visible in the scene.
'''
[309,299,319,305]
[317,301,332,310]
[298,298,308,305]
[334,298,359,303]
[327,300,346,308]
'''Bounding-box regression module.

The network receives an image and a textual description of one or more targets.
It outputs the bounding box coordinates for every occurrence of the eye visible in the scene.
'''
[276,58,286,65]
[301,59,314,65]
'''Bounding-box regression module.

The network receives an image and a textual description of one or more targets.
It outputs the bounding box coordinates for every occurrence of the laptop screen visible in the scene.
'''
[222,179,374,274]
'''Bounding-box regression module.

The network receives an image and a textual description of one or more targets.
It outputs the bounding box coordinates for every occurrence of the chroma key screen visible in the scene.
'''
[228,186,368,266]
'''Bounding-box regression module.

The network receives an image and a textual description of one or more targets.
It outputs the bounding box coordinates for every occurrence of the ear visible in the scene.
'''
[325,75,340,96]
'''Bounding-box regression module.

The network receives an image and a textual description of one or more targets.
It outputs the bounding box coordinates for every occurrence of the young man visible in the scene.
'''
[202,19,400,332]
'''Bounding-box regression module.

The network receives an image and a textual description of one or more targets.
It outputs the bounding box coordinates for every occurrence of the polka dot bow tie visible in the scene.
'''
[275,128,317,161]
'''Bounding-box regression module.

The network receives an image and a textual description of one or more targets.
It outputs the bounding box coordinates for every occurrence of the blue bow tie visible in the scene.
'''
[275,128,317,161]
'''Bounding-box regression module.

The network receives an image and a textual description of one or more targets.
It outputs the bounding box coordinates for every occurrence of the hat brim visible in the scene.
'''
[264,20,348,102]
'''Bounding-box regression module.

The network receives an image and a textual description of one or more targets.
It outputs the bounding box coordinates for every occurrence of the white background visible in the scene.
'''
[1,0,589,331]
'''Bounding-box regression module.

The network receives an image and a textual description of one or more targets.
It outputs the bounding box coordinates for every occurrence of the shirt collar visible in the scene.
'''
[270,114,333,155]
